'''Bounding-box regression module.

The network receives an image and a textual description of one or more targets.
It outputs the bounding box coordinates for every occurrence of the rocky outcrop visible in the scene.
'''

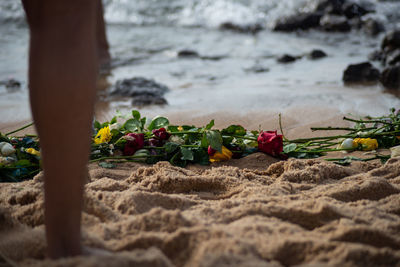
[110,77,169,106]
[273,0,373,33]
[380,64,400,90]
[342,62,380,84]
[219,22,263,34]
[308,49,328,60]
[273,13,323,32]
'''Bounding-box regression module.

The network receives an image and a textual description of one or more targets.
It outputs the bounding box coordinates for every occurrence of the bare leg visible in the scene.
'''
[22,0,98,258]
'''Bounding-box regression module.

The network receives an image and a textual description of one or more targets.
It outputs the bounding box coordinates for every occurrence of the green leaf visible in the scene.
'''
[165,142,180,153]
[192,148,209,165]
[167,125,179,132]
[124,119,141,132]
[222,136,234,147]
[148,116,169,131]
[110,129,120,136]
[180,147,194,161]
[110,116,117,124]
[201,133,208,148]
[140,117,147,131]
[283,143,297,154]
[15,159,31,167]
[206,131,222,152]
[132,110,141,120]
[169,152,187,167]
[222,125,246,136]
[98,162,116,169]
[94,120,101,131]
[205,120,215,130]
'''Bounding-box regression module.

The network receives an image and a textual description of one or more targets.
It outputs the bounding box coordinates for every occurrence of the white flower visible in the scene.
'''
[340,138,355,150]
[0,156,16,165]
[169,135,185,145]
[390,145,400,158]
[0,142,16,156]
[109,117,125,131]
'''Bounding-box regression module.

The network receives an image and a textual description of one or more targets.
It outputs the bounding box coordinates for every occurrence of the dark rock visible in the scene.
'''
[342,2,370,19]
[381,29,400,51]
[273,12,323,32]
[0,78,21,89]
[244,65,270,73]
[200,55,227,61]
[368,50,384,62]
[320,14,351,32]
[110,77,169,106]
[343,62,380,84]
[131,95,167,106]
[308,49,327,59]
[277,54,298,63]
[380,64,400,90]
[177,50,199,58]
[386,49,400,66]
[315,0,346,15]
[219,22,263,34]
[362,18,384,36]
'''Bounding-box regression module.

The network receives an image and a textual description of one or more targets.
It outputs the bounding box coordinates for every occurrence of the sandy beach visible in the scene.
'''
[1,110,400,267]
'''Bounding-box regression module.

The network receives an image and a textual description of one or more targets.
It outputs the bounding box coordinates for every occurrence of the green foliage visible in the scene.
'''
[132,110,141,120]
[222,125,246,136]
[180,147,194,161]
[124,119,141,132]
[4,109,400,183]
[205,131,223,152]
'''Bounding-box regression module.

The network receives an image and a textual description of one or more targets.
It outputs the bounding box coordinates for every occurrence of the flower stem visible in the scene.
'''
[279,113,288,141]
[310,127,375,132]
[288,134,353,143]
[230,135,257,141]
[343,117,399,125]
[5,122,34,136]
[89,154,161,163]
[296,148,353,153]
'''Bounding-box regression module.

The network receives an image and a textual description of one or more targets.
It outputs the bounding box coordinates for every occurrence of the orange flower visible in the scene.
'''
[209,146,233,162]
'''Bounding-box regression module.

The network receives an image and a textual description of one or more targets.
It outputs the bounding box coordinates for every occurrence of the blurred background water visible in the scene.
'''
[1,0,400,128]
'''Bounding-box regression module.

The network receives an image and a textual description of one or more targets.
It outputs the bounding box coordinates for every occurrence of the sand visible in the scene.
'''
[1,108,400,266]
[1,149,400,266]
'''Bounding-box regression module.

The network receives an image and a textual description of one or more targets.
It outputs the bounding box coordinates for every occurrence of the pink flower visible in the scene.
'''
[123,133,144,156]
[257,130,283,157]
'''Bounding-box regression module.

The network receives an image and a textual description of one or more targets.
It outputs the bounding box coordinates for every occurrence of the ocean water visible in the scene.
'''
[1,0,400,127]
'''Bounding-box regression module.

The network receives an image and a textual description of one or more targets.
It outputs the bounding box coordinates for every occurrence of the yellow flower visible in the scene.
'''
[209,146,233,162]
[353,138,378,151]
[177,126,184,131]
[94,126,112,144]
[25,148,40,156]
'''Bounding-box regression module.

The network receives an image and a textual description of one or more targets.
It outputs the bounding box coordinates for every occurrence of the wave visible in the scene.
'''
[1,0,399,29]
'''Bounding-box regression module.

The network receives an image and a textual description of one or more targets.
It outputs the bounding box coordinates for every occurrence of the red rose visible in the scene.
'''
[208,146,217,156]
[152,128,170,140]
[257,130,283,157]
[123,133,144,156]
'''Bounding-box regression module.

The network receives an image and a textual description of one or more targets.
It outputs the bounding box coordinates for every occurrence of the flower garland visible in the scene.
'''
[1,109,400,182]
